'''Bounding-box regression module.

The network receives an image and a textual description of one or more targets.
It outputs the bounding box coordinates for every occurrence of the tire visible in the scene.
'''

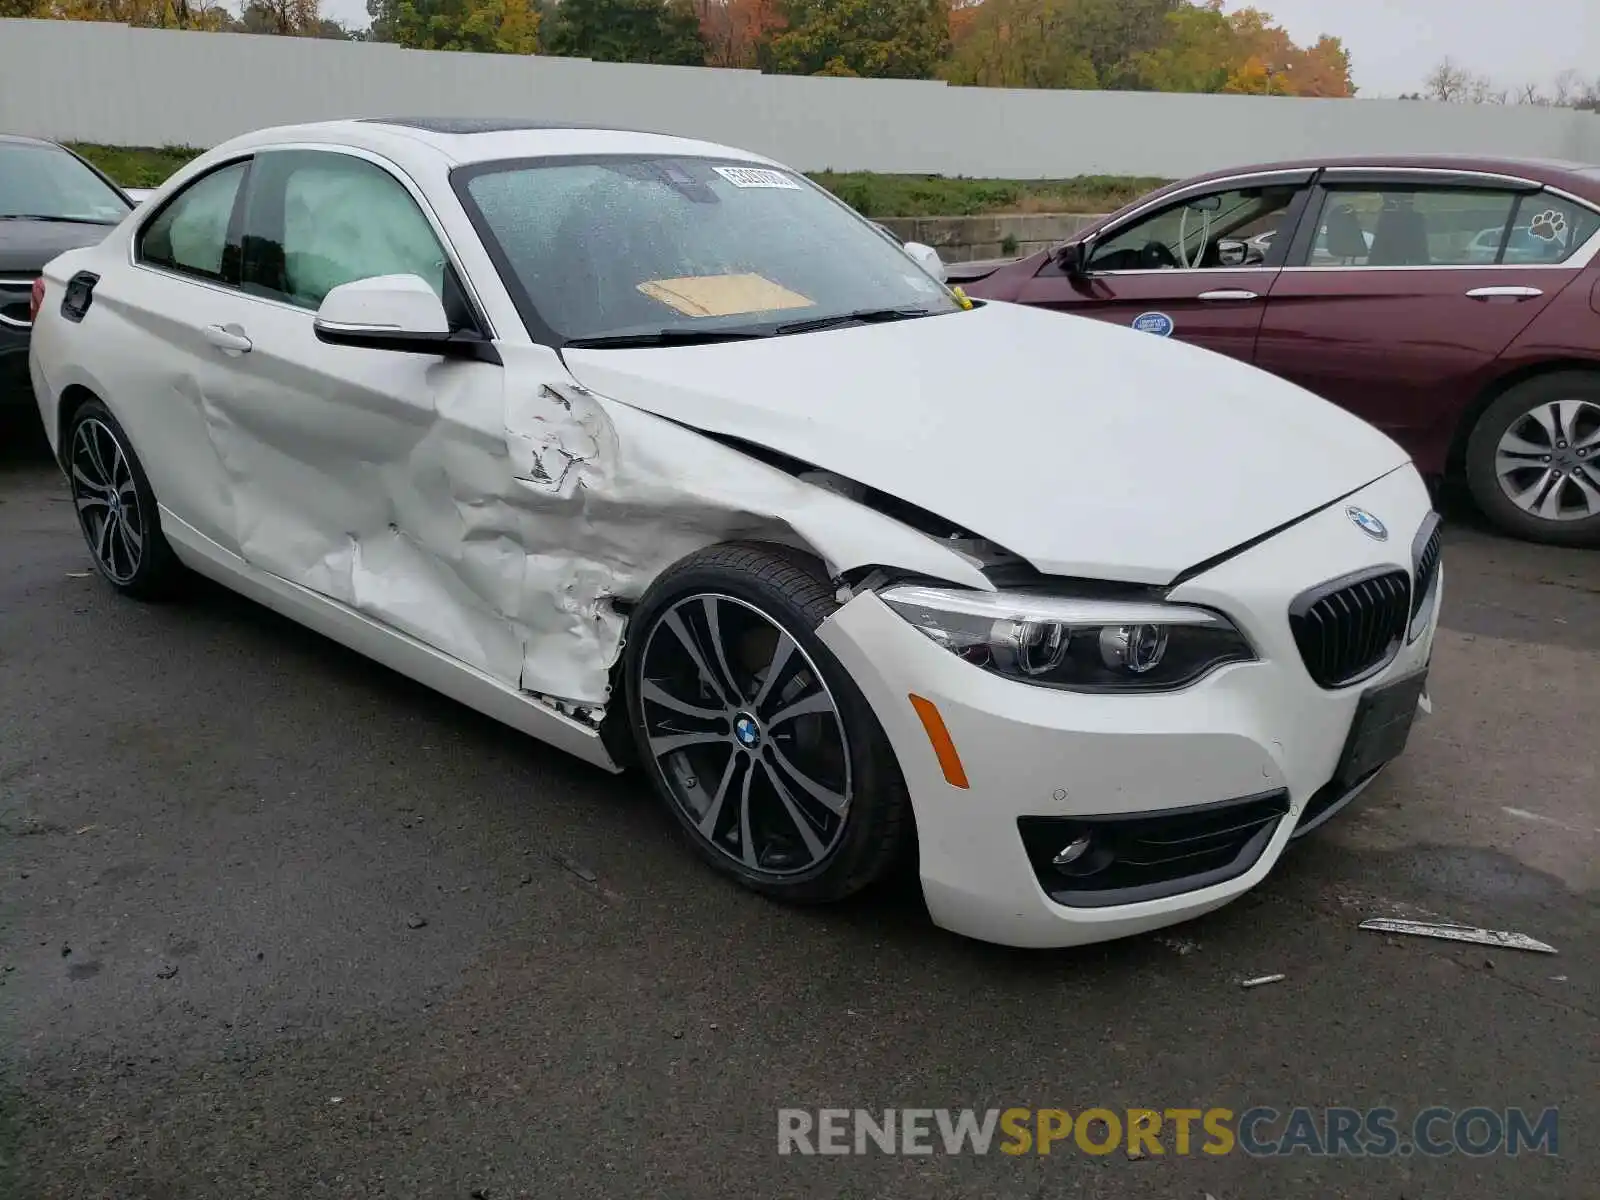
[64,399,183,598]
[623,542,910,904]
[1464,372,1600,547]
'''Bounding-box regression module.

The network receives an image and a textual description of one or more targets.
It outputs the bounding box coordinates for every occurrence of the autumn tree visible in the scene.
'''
[543,0,705,64]
[1122,0,1234,92]
[695,0,785,68]
[765,0,949,79]
[365,0,538,50]
[31,0,232,28]
[942,0,1097,89]
[232,1,350,36]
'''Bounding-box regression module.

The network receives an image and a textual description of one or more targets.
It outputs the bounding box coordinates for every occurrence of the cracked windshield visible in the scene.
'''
[463,157,959,342]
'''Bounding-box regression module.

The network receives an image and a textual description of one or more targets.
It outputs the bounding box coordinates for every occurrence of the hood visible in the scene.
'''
[563,301,1411,585]
[0,220,117,274]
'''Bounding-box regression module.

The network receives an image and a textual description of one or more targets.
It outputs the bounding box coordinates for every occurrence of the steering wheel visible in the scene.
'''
[1139,240,1181,269]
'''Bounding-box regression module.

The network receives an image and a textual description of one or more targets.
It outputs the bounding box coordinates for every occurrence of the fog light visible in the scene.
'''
[1099,624,1169,674]
[1052,835,1092,866]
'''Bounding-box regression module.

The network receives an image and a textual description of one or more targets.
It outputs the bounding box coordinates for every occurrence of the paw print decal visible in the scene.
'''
[1528,209,1567,243]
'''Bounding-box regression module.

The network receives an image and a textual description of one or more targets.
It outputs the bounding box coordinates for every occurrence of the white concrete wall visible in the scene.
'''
[2,19,1598,177]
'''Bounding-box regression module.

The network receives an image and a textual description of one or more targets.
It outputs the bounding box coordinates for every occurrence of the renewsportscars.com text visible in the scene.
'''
[777,1106,1559,1158]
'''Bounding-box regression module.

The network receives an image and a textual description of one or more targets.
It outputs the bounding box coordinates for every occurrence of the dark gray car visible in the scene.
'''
[1,134,132,410]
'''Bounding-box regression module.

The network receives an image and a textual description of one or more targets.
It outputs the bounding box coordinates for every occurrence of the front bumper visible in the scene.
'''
[817,466,1439,948]
[1,323,33,409]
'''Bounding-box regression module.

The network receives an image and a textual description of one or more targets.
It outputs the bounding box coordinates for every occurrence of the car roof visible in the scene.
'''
[1178,154,1600,200]
[210,118,781,174]
[0,132,65,149]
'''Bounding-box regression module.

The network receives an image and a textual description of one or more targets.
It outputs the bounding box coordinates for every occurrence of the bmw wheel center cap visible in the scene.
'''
[734,712,762,749]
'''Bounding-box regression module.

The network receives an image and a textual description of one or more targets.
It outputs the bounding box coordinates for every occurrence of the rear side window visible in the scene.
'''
[1502,193,1600,264]
[137,161,248,282]
[1306,187,1520,267]
[241,150,447,310]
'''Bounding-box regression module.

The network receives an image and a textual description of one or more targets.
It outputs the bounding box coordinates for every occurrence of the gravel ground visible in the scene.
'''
[2,428,1596,1199]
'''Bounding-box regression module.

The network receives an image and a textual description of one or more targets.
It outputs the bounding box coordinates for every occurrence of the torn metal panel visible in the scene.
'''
[192,336,992,713]
[1359,918,1557,954]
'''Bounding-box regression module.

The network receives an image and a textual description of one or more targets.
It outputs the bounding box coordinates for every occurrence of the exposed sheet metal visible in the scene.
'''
[196,342,991,713]
[1359,918,1558,955]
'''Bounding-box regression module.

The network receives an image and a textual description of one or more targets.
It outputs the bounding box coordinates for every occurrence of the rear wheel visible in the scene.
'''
[1464,372,1600,547]
[66,399,182,597]
[623,543,910,904]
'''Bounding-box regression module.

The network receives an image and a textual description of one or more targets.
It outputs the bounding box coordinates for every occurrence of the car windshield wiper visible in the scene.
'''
[0,213,120,225]
[772,306,943,336]
[562,327,771,349]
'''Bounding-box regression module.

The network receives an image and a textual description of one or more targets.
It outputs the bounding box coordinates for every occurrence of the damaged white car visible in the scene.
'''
[29,119,1443,948]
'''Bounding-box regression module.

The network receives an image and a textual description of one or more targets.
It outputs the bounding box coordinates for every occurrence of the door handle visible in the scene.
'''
[1197,289,1260,302]
[202,323,252,353]
[1465,286,1542,300]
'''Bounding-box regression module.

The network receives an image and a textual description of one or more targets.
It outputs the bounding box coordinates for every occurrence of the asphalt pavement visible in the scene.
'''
[2,423,1596,1199]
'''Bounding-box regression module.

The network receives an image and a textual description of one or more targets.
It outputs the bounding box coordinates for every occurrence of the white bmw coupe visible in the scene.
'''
[29,118,1442,948]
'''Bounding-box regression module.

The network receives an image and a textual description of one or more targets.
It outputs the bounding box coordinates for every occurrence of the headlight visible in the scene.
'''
[880,585,1256,692]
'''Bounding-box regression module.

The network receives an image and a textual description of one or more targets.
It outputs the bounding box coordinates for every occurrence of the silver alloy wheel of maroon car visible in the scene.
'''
[1493,398,1600,522]
[1466,372,1600,547]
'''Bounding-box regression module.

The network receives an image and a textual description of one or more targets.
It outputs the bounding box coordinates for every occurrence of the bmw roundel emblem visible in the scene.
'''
[1345,506,1388,541]
[733,712,762,749]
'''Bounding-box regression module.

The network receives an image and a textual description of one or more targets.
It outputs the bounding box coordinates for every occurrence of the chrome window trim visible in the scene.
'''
[1318,165,1546,189]
[1073,168,1317,247]
[0,313,29,329]
[1078,267,1281,278]
[128,142,496,340]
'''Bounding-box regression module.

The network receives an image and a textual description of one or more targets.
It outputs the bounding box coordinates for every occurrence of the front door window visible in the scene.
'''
[1088,185,1303,271]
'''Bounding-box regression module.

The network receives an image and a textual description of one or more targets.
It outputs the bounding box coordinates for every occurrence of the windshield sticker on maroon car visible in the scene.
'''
[1132,312,1175,337]
[1528,210,1567,243]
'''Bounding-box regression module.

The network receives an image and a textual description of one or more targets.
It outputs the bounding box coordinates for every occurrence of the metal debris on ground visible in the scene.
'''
[155,963,178,979]
[1239,974,1285,989]
[405,914,428,929]
[1358,918,1556,954]
[551,852,598,883]
[65,571,91,578]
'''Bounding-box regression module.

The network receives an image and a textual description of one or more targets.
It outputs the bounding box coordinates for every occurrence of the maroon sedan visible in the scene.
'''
[959,156,1600,546]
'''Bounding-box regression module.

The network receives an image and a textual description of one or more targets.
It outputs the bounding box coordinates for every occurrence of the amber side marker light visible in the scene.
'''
[907,693,970,789]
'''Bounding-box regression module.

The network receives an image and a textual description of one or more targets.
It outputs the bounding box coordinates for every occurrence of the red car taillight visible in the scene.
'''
[28,277,45,324]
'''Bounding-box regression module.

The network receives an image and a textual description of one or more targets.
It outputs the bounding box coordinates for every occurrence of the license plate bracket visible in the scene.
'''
[1333,668,1428,788]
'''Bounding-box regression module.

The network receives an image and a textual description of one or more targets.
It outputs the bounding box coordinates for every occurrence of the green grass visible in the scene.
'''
[70,143,206,188]
[806,171,1170,217]
[71,143,1166,217]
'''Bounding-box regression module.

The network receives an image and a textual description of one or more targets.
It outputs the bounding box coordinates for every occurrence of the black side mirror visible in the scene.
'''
[1055,240,1091,276]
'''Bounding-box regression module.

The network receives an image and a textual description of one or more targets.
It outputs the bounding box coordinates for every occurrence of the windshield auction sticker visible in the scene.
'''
[713,166,802,190]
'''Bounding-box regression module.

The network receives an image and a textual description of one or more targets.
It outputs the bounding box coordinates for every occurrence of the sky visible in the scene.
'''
[1221,0,1600,96]
[315,0,1600,98]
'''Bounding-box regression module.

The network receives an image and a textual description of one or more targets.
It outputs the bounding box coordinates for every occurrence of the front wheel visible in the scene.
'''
[1464,373,1600,546]
[623,543,910,904]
